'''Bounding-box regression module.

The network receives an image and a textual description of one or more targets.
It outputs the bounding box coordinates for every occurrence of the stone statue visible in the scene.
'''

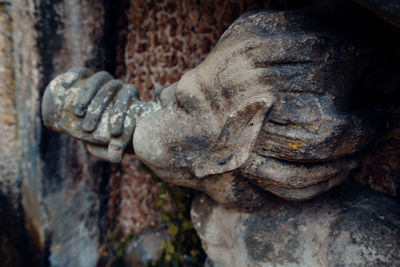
[42,3,384,210]
[41,1,400,265]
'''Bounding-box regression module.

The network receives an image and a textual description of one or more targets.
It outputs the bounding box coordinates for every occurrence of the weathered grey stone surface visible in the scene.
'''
[41,68,157,163]
[0,2,17,201]
[43,2,381,209]
[192,181,400,267]
[0,2,32,265]
[132,5,379,205]
[12,1,110,266]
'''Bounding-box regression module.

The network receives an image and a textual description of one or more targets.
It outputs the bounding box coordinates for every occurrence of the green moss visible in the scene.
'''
[108,230,136,259]
[151,177,206,267]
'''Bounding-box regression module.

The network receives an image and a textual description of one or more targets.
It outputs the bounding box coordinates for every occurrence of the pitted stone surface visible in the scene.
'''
[191,182,400,267]
[43,3,383,209]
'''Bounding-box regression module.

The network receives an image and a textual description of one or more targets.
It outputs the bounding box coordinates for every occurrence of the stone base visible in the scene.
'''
[191,180,400,266]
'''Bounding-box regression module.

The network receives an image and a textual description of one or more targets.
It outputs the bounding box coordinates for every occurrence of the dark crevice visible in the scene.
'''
[102,0,130,76]
[97,2,130,266]
[35,1,65,267]
[0,191,37,267]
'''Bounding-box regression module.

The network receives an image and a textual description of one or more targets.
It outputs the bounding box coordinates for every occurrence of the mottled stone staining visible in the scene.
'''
[192,183,400,266]
[0,5,27,266]
[0,2,18,198]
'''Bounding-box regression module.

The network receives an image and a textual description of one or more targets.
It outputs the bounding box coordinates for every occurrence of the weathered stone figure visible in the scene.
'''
[43,3,379,208]
[41,1,400,266]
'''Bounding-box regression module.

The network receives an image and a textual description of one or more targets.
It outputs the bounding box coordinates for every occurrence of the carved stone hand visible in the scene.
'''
[42,67,159,162]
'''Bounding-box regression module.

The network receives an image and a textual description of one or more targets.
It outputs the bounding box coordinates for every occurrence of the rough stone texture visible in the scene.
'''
[3,0,400,266]
[107,0,400,240]
[42,2,387,209]
[0,3,32,266]
[0,2,17,198]
[109,0,400,237]
[129,3,380,206]
[12,1,110,266]
[192,181,400,266]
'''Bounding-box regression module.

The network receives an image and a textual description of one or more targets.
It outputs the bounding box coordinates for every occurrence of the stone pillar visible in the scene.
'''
[0,1,32,266]
[11,1,110,266]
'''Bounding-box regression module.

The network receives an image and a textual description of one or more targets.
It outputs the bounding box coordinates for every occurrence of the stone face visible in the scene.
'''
[110,0,269,238]
[192,181,400,267]
[130,4,380,205]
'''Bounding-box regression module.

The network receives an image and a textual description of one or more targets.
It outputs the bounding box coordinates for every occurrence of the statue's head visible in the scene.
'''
[133,9,377,203]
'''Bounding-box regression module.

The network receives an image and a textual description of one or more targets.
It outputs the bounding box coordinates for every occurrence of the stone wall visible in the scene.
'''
[0,2,31,265]
[10,1,111,266]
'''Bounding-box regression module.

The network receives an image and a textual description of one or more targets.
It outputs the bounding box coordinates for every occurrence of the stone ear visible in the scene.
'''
[193,97,273,178]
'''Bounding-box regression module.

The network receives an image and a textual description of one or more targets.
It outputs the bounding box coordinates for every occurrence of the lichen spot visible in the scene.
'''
[289,142,298,149]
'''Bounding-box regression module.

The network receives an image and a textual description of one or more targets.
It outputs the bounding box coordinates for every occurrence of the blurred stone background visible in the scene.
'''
[0,0,399,266]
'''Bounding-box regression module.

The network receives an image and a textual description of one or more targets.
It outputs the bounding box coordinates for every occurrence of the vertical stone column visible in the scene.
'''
[0,1,32,266]
[11,1,109,266]
[0,1,17,199]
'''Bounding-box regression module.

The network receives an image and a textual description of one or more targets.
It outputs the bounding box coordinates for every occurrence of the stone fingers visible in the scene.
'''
[74,71,113,117]
[42,67,92,131]
[61,67,92,88]
[153,85,169,101]
[87,103,139,163]
[107,103,138,163]
[109,84,138,137]
[85,102,138,163]
[85,84,142,163]
[82,79,123,132]
[86,143,109,162]
[43,67,151,163]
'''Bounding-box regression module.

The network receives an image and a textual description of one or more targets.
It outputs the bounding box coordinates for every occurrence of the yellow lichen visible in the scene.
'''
[288,142,302,149]
[287,124,302,129]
